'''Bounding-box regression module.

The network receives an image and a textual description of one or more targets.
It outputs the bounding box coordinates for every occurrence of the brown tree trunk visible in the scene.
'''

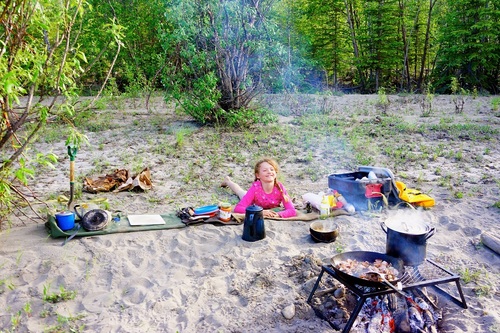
[417,0,438,91]
[344,0,366,89]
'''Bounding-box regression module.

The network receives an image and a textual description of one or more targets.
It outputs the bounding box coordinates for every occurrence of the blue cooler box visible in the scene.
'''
[328,166,401,211]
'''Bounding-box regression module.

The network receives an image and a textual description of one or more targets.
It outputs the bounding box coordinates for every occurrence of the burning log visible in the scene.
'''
[346,288,442,333]
[388,293,411,333]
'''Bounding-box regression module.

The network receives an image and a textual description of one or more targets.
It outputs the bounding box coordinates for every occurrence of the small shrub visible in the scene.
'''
[491,97,500,111]
[376,87,390,115]
[420,91,434,117]
[460,267,481,284]
[43,285,77,303]
[473,284,491,297]
[450,77,466,113]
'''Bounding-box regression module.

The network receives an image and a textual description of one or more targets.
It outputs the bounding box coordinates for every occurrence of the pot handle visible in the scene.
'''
[426,227,436,240]
[74,204,85,220]
[380,222,388,234]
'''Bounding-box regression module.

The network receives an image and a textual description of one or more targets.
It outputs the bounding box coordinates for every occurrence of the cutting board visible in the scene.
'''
[128,214,166,226]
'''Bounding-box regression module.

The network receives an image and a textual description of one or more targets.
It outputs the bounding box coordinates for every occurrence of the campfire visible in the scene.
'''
[307,254,467,333]
[348,289,441,333]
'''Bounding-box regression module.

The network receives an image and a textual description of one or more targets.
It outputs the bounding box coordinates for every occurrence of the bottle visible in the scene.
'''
[320,196,330,219]
[337,194,355,213]
[326,189,337,209]
[218,202,232,222]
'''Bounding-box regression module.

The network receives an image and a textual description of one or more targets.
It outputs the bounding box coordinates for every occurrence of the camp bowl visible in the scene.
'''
[310,220,339,243]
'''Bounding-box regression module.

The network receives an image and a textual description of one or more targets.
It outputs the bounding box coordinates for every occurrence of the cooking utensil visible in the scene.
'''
[366,270,423,310]
[381,221,435,265]
[309,220,339,243]
[74,204,110,231]
[242,204,265,242]
[366,271,406,296]
[330,251,404,288]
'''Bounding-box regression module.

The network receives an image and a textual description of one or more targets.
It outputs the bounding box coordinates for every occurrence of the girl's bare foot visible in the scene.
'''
[220,176,232,188]
[221,176,246,199]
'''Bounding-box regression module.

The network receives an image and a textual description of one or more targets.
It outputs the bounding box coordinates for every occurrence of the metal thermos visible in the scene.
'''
[242,204,265,242]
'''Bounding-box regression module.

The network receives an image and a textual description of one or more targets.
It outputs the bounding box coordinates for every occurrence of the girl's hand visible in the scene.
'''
[263,210,279,218]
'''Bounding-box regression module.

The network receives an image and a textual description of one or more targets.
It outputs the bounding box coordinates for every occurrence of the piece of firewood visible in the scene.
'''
[481,232,500,255]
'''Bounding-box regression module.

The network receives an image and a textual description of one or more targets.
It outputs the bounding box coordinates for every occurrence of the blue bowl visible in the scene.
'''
[55,211,75,231]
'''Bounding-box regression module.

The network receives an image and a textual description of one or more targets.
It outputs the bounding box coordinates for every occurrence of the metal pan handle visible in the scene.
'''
[380,222,388,234]
[426,227,436,240]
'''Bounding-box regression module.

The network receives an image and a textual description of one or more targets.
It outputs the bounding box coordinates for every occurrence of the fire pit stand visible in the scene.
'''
[307,258,467,333]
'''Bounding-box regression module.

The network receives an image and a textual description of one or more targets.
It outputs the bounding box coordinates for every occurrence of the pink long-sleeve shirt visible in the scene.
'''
[233,181,297,218]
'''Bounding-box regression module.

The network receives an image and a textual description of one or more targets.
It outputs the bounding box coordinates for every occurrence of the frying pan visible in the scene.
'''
[330,251,404,288]
[74,205,110,231]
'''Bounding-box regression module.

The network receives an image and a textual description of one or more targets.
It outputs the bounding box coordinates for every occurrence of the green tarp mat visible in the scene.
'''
[45,213,186,239]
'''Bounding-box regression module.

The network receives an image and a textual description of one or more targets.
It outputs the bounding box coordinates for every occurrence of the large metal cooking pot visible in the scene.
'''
[381,220,435,266]
[330,251,404,288]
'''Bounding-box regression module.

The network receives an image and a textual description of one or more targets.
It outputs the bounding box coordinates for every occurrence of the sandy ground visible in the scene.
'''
[0,94,499,332]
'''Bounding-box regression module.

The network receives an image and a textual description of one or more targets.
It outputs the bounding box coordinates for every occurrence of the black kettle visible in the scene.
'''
[242,204,266,242]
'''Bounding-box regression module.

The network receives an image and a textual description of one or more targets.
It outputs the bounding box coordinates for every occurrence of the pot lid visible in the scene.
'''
[385,219,430,235]
[246,204,263,213]
[220,202,231,209]
[56,211,74,217]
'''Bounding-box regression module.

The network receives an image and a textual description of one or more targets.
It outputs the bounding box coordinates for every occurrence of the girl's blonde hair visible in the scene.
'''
[253,158,290,203]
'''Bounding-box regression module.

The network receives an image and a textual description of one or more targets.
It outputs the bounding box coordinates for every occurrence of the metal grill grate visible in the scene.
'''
[307,258,468,333]
[400,260,455,284]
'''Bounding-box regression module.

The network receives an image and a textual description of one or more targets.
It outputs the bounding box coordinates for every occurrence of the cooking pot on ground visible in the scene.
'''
[74,205,111,231]
[381,220,435,266]
[309,220,339,243]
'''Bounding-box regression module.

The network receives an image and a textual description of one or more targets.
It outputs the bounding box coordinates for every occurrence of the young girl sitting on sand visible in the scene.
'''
[221,158,297,218]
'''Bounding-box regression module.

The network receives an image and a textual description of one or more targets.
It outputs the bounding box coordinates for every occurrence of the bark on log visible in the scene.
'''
[481,232,500,255]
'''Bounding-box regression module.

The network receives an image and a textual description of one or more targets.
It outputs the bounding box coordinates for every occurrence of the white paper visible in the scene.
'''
[128,214,165,226]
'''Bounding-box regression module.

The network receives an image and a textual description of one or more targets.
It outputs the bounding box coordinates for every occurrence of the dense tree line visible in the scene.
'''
[284,0,499,94]
[73,0,499,95]
[0,0,498,222]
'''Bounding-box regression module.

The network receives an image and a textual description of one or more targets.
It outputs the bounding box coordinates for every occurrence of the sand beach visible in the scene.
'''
[1,94,499,332]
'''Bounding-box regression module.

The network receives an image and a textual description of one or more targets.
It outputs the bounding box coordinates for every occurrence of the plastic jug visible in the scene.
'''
[242,205,265,242]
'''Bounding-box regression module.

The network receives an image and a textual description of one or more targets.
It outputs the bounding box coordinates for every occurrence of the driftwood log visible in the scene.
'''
[480,232,500,255]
